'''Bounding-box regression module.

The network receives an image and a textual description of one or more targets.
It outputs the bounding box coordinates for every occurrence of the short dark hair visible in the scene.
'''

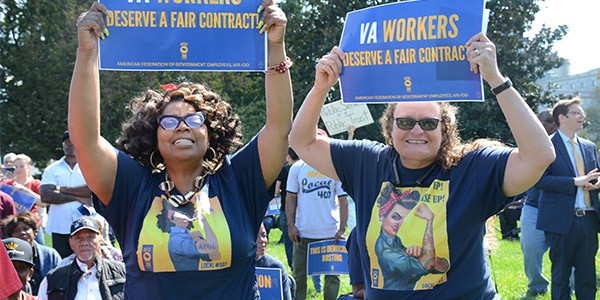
[62,130,70,142]
[288,147,299,161]
[552,96,581,126]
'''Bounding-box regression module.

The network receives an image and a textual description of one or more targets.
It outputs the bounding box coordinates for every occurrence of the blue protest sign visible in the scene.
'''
[0,184,36,213]
[307,239,349,276]
[266,196,281,216]
[99,0,266,71]
[339,0,485,103]
[255,267,283,300]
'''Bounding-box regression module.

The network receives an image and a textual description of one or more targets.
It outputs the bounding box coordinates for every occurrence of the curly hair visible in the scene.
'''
[116,82,243,171]
[380,102,463,170]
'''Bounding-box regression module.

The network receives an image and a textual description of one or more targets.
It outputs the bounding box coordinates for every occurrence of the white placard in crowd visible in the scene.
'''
[320,100,374,135]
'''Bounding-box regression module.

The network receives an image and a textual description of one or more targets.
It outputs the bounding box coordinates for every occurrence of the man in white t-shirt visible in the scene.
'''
[40,131,91,258]
[286,131,348,300]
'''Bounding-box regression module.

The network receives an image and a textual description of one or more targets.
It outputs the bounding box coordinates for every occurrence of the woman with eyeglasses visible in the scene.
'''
[67,1,292,298]
[289,32,555,299]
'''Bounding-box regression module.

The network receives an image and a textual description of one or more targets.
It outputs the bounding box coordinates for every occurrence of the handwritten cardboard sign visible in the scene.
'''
[320,100,374,136]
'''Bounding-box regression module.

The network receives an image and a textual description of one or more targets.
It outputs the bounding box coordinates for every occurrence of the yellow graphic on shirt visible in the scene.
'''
[137,185,232,272]
[366,181,449,291]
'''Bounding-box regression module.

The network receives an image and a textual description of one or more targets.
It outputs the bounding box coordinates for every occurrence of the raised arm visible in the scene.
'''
[68,2,117,205]
[256,0,293,188]
[466,33,555,197]
[289,47,345,180]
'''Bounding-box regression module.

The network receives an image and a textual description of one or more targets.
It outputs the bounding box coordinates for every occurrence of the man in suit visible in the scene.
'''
[537,97,600,300]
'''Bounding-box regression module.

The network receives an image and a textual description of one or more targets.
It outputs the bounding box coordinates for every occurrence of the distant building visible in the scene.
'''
[536,60,600,108]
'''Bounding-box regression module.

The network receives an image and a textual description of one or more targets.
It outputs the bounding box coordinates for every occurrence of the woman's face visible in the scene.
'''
[13,159,29,178]
[11,221,36,245]
[381,203,411,236]
[157,101,209,167]
[392,102,442,169]
[256,225,267,258]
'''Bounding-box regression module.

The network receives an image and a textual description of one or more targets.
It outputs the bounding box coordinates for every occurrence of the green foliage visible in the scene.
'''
[266,224,600,299]
[0,0,568,168]
[0,0,88,166]
[456,0,567,143]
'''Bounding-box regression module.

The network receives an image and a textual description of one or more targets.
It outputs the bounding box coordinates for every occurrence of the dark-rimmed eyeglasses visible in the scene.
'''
[158,112,207,131]
[395,118,440,131]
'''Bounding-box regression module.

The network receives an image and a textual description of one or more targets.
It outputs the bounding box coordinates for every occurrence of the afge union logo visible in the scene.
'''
[372,268,380,286]
[142,245,154,272]
[404,76,412,92]
[180,42,189,60]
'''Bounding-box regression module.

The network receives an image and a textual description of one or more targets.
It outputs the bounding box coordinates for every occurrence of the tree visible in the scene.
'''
[457,0,567,144]
[281,0,566,144]
[0,0,568,168]
[281,0,396,141]
[0,1,265,167]
[0,0,88,166]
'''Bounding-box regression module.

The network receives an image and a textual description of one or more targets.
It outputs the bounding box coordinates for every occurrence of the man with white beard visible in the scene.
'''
[37,216,125,299]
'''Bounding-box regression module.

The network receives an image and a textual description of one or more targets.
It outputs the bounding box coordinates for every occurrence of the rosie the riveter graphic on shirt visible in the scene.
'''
[137,184,232,272]
[367,182,450,291]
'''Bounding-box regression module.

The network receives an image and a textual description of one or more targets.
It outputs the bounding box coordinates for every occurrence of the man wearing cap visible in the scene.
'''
[40,131,92,258]
[287,128,349,300]
[37,216,125,300]
[3,237,39,299]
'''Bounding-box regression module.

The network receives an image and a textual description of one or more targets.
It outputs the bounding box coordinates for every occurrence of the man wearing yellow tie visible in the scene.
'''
[537,97,600,300]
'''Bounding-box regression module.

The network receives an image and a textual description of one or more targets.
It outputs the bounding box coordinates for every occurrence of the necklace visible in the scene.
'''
[392,155,438,187]
[159,173,206,207]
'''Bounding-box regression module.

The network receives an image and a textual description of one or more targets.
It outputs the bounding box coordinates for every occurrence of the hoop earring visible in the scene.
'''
[205,147,216,160]
[202,147,223,175]
[150,150,165,174]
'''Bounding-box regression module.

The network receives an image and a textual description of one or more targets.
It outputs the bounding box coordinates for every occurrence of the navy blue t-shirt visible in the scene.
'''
[95,137,273,299]
[330,139,511,300]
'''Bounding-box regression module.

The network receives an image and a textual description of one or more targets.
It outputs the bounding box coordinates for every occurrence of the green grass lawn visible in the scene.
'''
[264,227,600,300]
[43,224,599,299]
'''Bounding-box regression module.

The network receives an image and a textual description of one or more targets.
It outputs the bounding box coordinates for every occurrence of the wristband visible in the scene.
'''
[56,186,61,193]
[492,77,512,95]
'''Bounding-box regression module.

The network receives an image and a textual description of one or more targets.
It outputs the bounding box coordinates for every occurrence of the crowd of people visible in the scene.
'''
[1,1,600,300]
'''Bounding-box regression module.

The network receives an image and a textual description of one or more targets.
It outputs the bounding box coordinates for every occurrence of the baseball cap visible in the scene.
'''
[70,216,101,236]
[3,237,34,267]
[62,131,70,142]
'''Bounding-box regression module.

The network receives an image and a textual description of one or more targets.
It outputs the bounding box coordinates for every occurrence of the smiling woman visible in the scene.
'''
[288,32,555,298]
[67,1,293,298]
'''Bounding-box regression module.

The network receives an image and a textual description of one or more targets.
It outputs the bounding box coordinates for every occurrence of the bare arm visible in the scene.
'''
[256,0,293,189]
[289,47,345,180]
[347,126,355,141]
[68,2,117,206]
[40,184,91,205]
[274,180,282,197]
[352,285,365,299]
[11,182,44,207]
[466,33,555,197]
[335,195,349,242]
[285,193,300,243]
